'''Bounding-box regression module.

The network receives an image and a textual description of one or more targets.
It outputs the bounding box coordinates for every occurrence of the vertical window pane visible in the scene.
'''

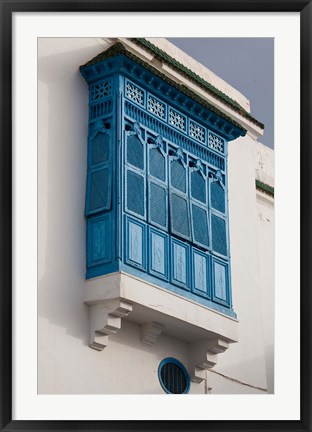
[171,159,186,193]
[192,204,209,247]
[127,170,145,217]
[170,193,190,239]
[91,131,110,166]
[149,148,165,181]
[127,134,144,170]
[211,181,225,213]
[191,170,206,203]
[211,214,227,256]
[149,182,167,228]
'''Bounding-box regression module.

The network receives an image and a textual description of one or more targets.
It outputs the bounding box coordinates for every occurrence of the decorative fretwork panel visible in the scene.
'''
[90,80,112,101]
[169,108,186,132]
[147,95,166,119]
[208,132,225,153]
[125,80,145,106]
[189,121,205,143]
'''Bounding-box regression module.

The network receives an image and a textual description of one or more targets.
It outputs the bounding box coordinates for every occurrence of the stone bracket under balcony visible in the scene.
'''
[85,271,238,366]
[87,298,133,351]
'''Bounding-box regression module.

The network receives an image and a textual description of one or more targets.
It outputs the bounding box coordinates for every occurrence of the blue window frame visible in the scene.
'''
[158,358,190,394]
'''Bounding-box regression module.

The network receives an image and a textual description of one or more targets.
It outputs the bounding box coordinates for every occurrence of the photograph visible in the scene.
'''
[38,36,274,395]
[2,4,309,430]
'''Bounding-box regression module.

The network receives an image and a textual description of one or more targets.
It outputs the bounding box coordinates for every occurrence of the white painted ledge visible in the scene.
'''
[85,271,238,380]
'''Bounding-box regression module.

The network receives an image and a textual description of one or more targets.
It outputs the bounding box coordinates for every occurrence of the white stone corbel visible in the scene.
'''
[141,322,164,347]
[88,299,133,351]
[188,338,230,383]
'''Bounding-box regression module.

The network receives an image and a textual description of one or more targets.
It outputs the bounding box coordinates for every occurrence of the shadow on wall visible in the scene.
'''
[38,46,98,346]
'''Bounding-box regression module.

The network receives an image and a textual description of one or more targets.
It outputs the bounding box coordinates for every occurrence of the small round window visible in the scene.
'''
[158,358,190,394]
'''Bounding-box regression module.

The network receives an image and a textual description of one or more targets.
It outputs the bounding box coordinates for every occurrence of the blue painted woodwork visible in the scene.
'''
[212,258,229,306]
[80,49,245,318]
[149,227,169,280]
[125,216,147,271]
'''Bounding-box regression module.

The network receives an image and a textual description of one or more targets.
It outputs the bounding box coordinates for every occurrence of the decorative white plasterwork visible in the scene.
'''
[188,338,230,383]
[141,321,164,347]
[87,299,133,351]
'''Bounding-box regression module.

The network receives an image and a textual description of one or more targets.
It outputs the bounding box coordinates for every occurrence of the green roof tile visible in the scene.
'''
[133,38,264,130]
[80,42,247,135]
[255,180,274,196]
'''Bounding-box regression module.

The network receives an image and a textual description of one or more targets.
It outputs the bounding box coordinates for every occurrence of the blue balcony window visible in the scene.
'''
[80,45,245,317]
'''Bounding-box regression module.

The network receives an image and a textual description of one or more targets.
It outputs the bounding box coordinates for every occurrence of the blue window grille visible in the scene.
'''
[90,80,112,101]
[208,131,225,153]
[147,94,166,120]
[158,358,190,394]
[168,108,186,132]
[125,80,145,106]
[189,120,206,144]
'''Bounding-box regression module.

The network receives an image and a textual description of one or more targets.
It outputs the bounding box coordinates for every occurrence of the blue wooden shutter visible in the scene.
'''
[148,147,167,230]
[189,164,209,249]
[169,153,191,240]
[191,170,206,204]
[191,204,209,248]
[85,130,112,215]
[127,134,144,170]
[149,147,166,182]
[125,127,146,220]
[126,170,145,217]
[91,131,110,166]
[211,214,227,256]
[170,159,186,193]
[211,181,225,213]
[210,172,228,257]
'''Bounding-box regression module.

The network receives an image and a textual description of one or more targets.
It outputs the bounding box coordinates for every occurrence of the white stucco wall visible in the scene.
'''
[38,37,274,395]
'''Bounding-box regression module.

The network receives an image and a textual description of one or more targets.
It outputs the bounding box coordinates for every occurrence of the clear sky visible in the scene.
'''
[167,38,274,149]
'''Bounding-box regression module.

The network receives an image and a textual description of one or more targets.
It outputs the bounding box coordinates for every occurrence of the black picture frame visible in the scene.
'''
[1,1,311,431]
